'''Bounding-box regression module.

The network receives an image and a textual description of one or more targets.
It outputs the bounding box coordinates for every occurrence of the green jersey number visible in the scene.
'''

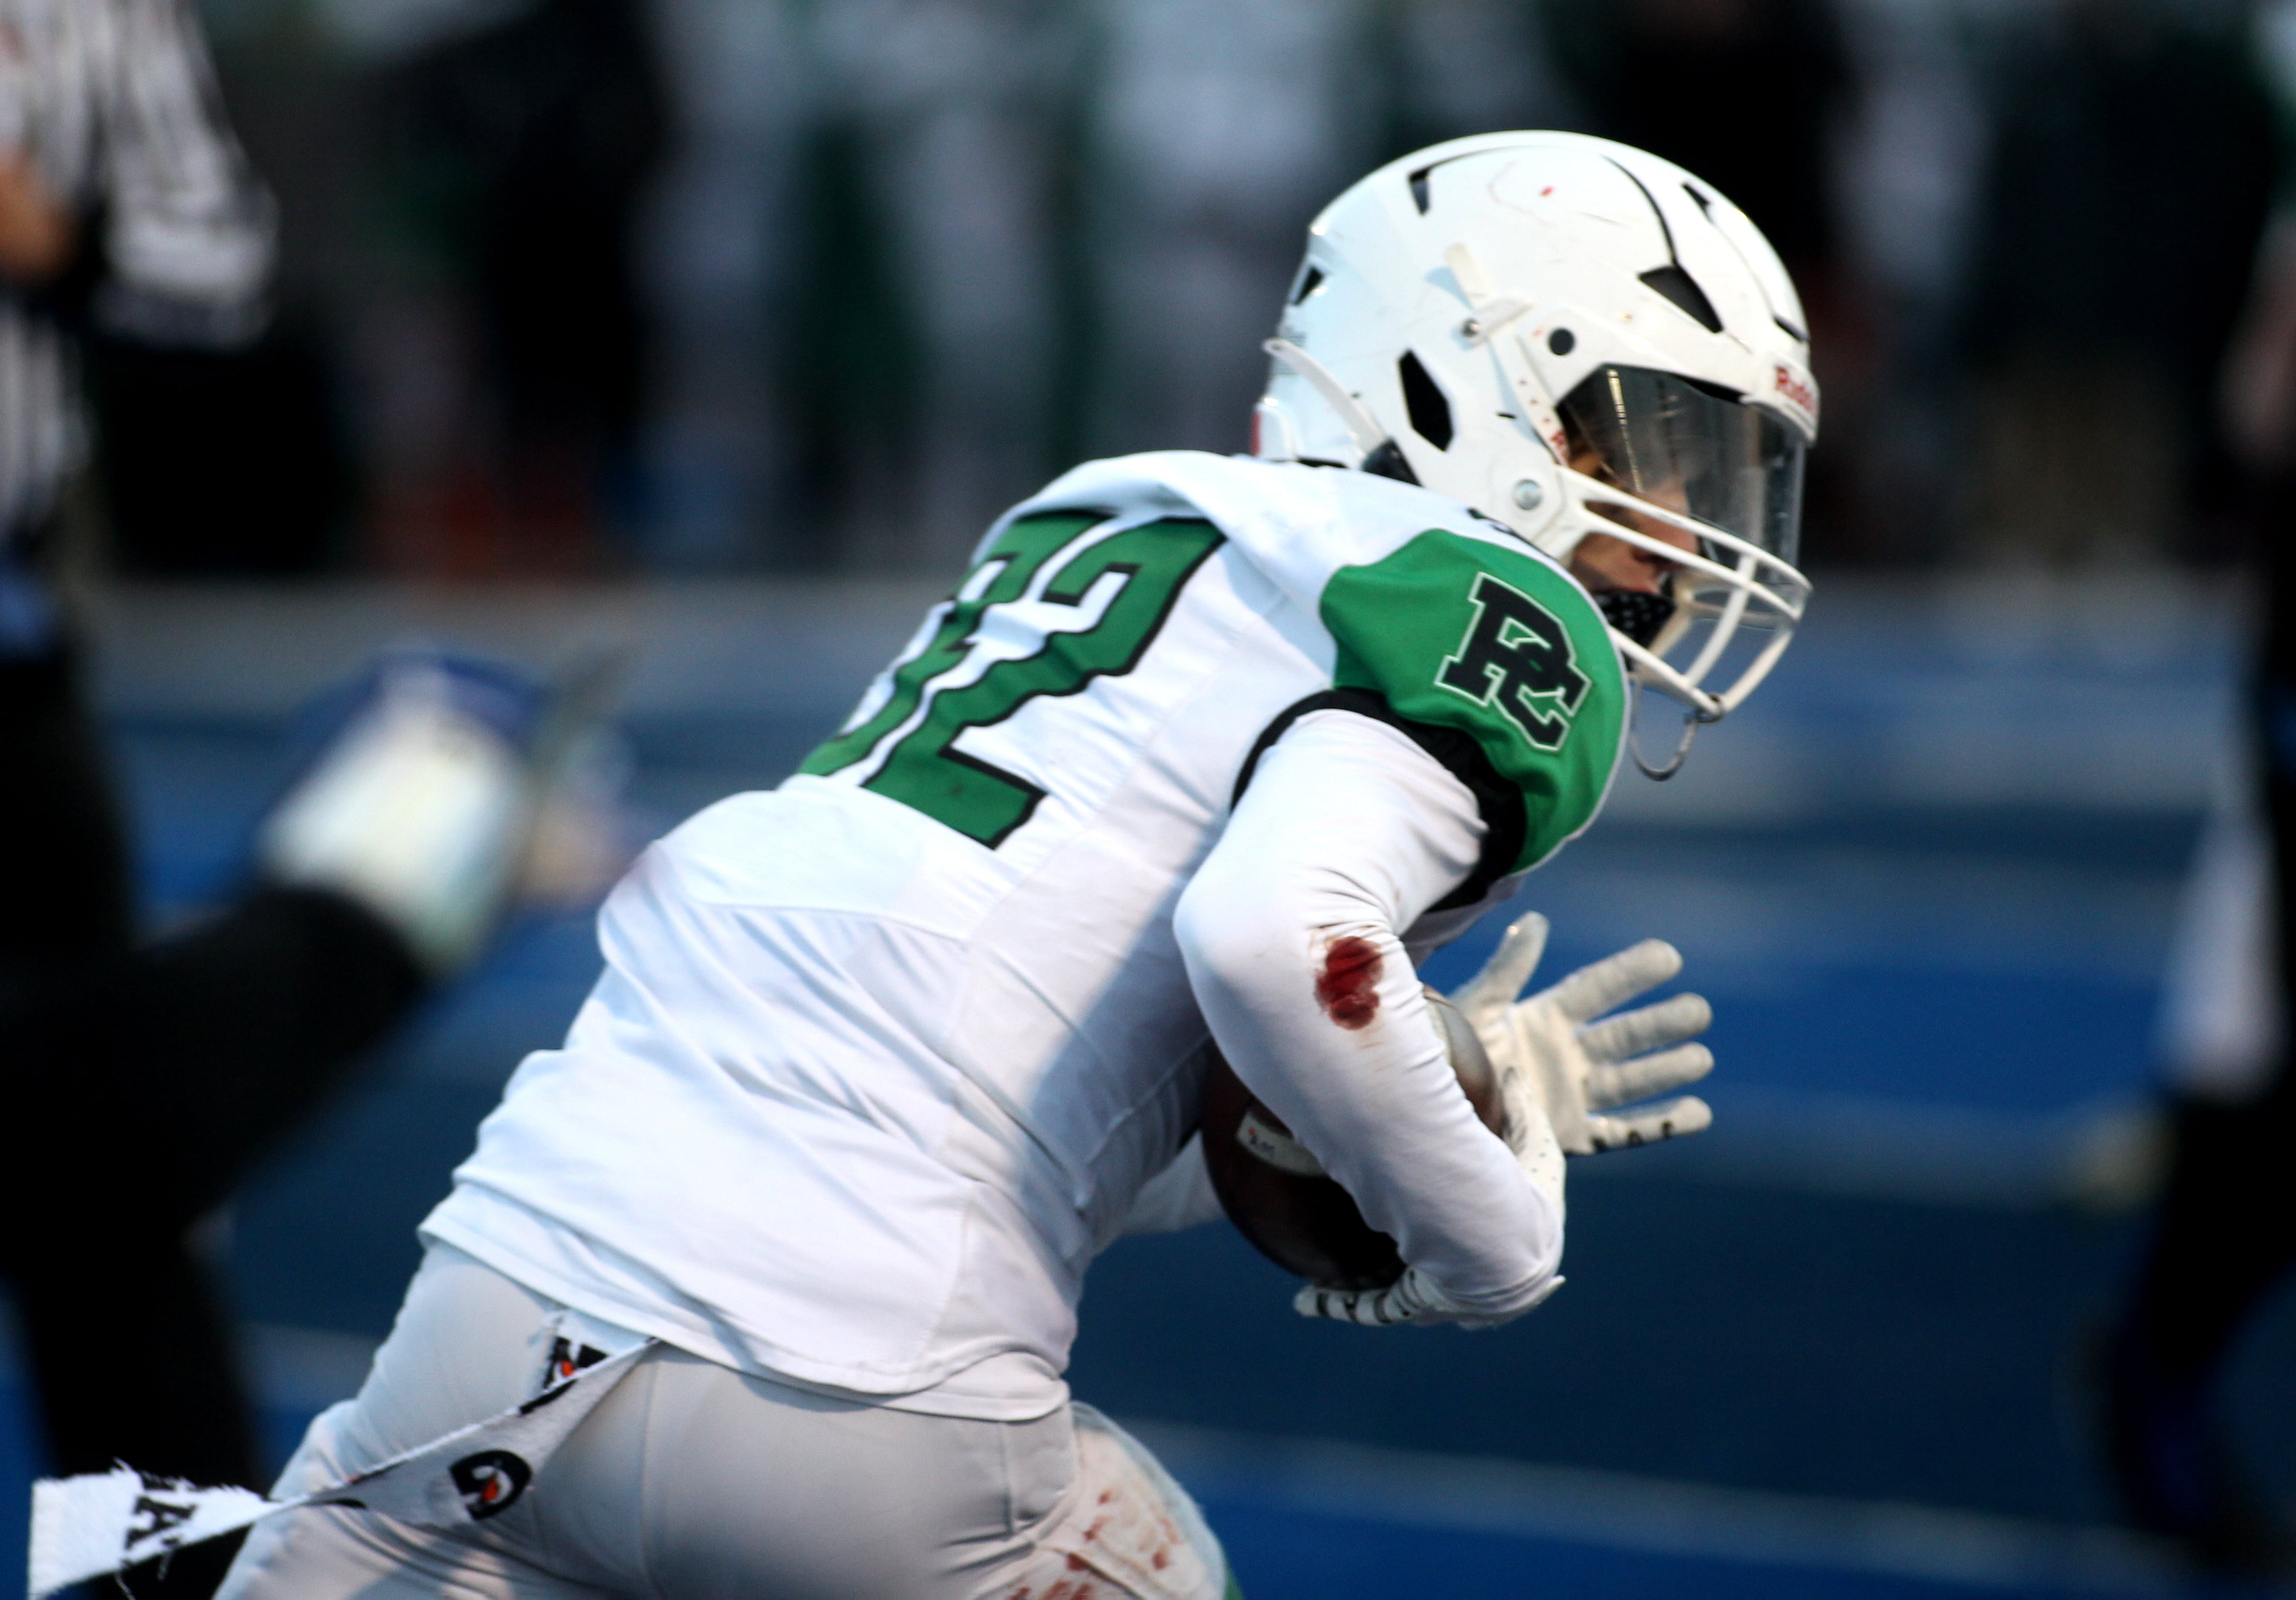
[801,512,1224,847]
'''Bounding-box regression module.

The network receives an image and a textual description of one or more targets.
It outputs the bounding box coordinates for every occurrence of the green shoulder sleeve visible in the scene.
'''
[1319,528,1625,872]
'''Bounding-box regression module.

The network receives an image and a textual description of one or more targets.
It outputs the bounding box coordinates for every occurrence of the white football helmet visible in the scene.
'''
[1254,131,1816,732]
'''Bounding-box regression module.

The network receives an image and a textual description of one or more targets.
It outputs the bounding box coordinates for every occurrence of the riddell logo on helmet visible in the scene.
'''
[1772,365,1818,424]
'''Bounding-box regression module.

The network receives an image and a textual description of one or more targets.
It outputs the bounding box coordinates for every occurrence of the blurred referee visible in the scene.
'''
[0,11,545,1598]
[0,0,273,972]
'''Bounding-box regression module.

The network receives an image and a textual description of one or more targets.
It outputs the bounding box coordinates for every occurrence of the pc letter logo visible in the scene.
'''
[1437,572,1590,750]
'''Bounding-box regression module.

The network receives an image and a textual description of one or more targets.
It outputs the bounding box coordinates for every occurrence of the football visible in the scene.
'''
[1199,987,1506,1290]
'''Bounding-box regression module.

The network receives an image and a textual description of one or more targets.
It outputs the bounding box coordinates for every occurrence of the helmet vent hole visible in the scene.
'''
[1548,328,1576,356]
[1397,352,1453,450]
[1290,264,1326,305]
[1408,166,1434,214]
[1638,266,1722,334]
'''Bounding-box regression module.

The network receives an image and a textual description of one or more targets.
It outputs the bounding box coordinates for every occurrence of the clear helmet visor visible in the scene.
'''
[1557,365,1805,567]
[1550,364,1812,724]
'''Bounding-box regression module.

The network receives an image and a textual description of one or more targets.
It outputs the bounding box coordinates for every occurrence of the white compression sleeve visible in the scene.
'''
[1174,711,1562,1320]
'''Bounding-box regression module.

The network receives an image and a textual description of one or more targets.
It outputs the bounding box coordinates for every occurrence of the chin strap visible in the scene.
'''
[1603,593,1706,781]
[1628,680,1707,782]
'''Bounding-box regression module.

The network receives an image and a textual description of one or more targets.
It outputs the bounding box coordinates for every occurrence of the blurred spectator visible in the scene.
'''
[1829,0,1987,565]
[1956,0,2273,569]
[1075,0,1386,466]
[784,0,1072,573]
[0,0,276,587]
[0,0,271,983]
[1545,0,1848,280]
[80,0,359,578]
[1078,0,1370,462]
[1390,0,1578,152]
[370,0,670,576]
[90,319,356,575]
[1542,0,1873,562]
[637,0,810,570]
[782,0,1576,571]
[123,0,380,579]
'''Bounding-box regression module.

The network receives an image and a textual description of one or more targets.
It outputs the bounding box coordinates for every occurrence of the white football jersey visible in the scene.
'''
[423,451,1626,1418]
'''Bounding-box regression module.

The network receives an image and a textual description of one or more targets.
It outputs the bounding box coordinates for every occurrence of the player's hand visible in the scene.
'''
[1451,915,1714,1157]
[1293,1265,1563,1329]
[259,646,627,974]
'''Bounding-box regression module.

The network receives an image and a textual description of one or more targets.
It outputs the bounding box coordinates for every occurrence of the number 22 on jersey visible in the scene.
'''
[801,513,1225,848]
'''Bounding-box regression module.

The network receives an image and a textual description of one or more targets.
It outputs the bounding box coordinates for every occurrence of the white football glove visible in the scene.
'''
[1294,1264,1564,1330]
[1451,915,1715,1169]
[1295,919,1708,1332]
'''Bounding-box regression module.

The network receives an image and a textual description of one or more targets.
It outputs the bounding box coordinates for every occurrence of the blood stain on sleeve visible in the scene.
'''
[1316,935,1383,1030]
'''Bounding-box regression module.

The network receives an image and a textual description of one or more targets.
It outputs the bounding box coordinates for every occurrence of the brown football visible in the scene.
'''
[1199,987,1505,1290]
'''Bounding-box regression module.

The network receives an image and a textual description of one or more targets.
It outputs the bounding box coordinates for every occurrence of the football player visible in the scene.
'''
[220,131,1815,1600]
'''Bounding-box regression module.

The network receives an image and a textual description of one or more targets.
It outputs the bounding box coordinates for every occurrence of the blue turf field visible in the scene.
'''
[11,574,2288,1596]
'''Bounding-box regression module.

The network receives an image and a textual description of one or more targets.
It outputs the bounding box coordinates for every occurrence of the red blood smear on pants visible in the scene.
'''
[1316,936,1383,1030]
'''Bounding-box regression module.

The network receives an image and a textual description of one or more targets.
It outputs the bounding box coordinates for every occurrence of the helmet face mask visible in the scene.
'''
[1255,131,1817,723]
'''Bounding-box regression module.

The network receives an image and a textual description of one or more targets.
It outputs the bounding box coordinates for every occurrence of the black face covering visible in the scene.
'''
[1595,587,1675,648]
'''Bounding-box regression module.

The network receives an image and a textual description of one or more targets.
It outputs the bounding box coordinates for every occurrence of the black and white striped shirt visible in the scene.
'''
[0,0,273,541]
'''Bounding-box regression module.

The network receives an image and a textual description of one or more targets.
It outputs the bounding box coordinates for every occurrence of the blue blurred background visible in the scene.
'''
[16,0,2296,1594]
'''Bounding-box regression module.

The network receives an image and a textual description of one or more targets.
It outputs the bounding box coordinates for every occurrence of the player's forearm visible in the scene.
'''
[1175,714,1561,1309]
[1178,874,1558,1309]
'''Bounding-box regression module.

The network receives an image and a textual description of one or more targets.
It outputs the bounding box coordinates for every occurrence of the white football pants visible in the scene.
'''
[218,1244,1231,1600]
